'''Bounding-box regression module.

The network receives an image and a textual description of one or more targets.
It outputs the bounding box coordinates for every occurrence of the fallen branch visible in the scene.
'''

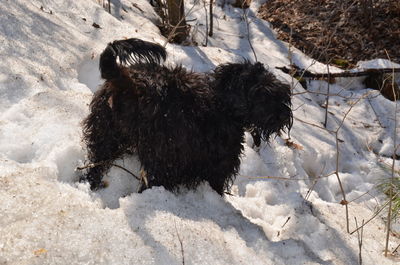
[76,161,140,181]
[277,65,400,79]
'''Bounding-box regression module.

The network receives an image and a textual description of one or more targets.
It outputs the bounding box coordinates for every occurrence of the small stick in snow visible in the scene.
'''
[174,220,185,265]
[354,217,364,265]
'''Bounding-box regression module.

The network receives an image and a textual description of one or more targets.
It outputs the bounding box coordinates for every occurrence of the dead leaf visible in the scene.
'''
[285,139,304,150]
[34,248,47,256]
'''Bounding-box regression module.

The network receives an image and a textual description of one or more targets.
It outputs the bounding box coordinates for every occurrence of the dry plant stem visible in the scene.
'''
[334,92,371,233]
[76,161,140,181]
[174,220,185,265]
[292,89,379,100]
[111,164,140,180]
[203,0,208,46]
[294,116,334,132]
[304,178,318,201]
[324,63,331,128]
[209,0,213,37]
[384,53,398,257]
[367,96,384,128]
[354,218,364,265]
[288,28,294,91]
[296,90,374,233]
[247,171,335,181]
[350,192,400,235]
[393,243,400,254]
[280,66,400,79]
[242,8,257,62]
[334,134,349,233]
[304,164,327,201]
[347,183,379,204]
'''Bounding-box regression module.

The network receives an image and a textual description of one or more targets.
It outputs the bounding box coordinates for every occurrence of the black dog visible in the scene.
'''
[82,38,292,195]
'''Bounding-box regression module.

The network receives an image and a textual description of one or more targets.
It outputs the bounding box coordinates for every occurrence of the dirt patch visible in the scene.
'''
[258,0,400,69]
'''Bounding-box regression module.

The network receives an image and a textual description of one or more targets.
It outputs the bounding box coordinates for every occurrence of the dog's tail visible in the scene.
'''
[99,38,167,80]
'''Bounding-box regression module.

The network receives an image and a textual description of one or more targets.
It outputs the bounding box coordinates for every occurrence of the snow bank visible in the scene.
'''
[1,0,399,264]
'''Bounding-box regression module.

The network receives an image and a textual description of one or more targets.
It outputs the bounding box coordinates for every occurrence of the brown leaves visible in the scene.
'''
[259,0,400,69]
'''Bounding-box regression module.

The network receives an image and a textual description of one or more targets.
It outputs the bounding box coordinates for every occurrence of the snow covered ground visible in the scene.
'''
[1,0,399,264]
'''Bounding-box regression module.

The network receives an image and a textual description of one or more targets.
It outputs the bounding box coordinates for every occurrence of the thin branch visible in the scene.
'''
[174,220,185,265]
[76,161,140,181]
[367,95,385,128]
[333,91,372,233]
[350,192,399,235]
[203,0,208,46]
[305,163,327,201]
[384,50,398,257]
[111,164,140,180]
[354,218,364,265]
[245,171,336,182]
[277,66,400,80]
[242,8,257,62]
[292,89,380,100]
[209,0,213,37]
[393,243,400,254]
[294,116,334,133]
[324,63,331,128]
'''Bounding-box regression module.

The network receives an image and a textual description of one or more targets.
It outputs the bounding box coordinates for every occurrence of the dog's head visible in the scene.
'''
[213,62,292,143]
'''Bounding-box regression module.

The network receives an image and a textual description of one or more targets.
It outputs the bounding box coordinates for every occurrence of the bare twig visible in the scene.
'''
[76,161,140,181]
[367,96,385,128]
[112,164,140,180]
[294,116,334,133]
[354,218,364,265]
[384,50,398,257]
[334,91,373,233]
[242,8,257,62]
[281,216,291,228]
[277,66,400,80]
[292,89,380,100]
[350,192,399,235]
[209,0,213,37]
[304,164,328,201]
[324,63,331,128]
[203,0,209,46]
[393,243,400,254]
[347,183,380,204]
[245,171,336,182]
[174,220,185,265]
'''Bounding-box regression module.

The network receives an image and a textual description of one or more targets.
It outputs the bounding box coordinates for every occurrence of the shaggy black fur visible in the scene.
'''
[82,38,292,195]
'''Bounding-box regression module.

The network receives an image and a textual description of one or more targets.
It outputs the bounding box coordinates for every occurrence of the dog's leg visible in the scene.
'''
[82,88,129,190]
[207,157,240,196]
[208,177,226,196]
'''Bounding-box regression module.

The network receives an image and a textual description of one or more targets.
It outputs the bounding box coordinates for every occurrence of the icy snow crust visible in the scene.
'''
[1,0,399,264]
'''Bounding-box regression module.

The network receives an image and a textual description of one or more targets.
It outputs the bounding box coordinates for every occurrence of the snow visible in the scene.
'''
[1,0,399,264]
